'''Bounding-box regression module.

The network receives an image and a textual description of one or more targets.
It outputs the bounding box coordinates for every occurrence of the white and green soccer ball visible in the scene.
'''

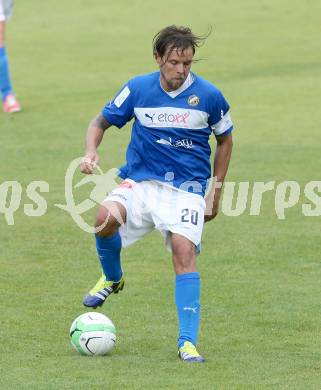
[70,312,116,356]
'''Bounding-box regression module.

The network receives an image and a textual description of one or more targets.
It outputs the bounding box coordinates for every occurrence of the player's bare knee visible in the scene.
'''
[173,255,196,274]
[172,238,196,274]
[95,207,119,237]
[173,243,195,259]
[172,234,195,255]
[95,221,119,237]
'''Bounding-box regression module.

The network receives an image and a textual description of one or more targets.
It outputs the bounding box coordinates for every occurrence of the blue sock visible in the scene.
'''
[175,272,201,348]
[95,232,123,282]
[0,47,13,101]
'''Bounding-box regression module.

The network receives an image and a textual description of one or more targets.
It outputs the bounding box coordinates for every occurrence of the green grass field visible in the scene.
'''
[1,0,321,388]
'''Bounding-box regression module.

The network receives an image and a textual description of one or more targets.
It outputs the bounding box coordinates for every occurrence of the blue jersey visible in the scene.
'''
[102,71,233,196]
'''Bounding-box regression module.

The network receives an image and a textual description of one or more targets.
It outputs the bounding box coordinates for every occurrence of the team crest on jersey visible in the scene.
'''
[188,95,199,106]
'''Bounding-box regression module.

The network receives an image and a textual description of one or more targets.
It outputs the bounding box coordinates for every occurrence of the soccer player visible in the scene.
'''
[80,26,233,362]
[0,0,21,113]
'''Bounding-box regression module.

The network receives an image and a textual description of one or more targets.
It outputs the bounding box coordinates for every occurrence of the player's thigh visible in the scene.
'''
[162,191,205,251]
[171,233,197,275]
[95,200,127,236]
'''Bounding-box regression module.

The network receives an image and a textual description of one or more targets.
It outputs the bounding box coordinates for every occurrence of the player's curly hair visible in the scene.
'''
[152,25,210,58]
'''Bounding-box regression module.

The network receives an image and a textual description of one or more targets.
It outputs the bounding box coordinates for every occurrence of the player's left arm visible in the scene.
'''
[205,133,233,222]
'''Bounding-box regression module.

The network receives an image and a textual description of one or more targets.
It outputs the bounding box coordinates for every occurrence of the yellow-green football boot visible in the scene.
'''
[178,341,205,363]
[83,274,125,308]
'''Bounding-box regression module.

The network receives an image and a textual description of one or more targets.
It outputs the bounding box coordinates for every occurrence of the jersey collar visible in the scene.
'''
[159,72,195,98]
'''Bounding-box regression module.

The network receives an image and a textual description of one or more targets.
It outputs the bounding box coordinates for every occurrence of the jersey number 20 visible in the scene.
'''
[181,209,199,225]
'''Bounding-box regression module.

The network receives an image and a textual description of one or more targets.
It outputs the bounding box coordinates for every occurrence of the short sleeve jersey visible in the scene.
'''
[102,71,233,196]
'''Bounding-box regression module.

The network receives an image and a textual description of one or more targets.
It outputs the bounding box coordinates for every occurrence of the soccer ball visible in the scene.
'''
[70,312,116,356]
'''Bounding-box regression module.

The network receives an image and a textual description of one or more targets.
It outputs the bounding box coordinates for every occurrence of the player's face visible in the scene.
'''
[156,46,194,92]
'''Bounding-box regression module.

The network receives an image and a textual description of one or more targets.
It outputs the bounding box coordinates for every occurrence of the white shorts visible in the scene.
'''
[104,179,206,251]
[0,0,14,22]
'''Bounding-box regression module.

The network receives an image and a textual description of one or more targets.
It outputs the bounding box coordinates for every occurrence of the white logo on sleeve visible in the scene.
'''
[114,86,131,108]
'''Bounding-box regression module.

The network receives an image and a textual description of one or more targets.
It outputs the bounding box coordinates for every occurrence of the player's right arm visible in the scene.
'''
[80,113,111,174]
[81,80,134,174]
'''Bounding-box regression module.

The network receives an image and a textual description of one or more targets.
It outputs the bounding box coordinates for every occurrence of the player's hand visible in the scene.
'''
[204,202,219,222]
[80,151,100,174]
[204,191,220,222]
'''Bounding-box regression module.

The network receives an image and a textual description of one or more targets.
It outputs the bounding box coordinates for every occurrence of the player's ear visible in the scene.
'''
[154,53,162,65]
